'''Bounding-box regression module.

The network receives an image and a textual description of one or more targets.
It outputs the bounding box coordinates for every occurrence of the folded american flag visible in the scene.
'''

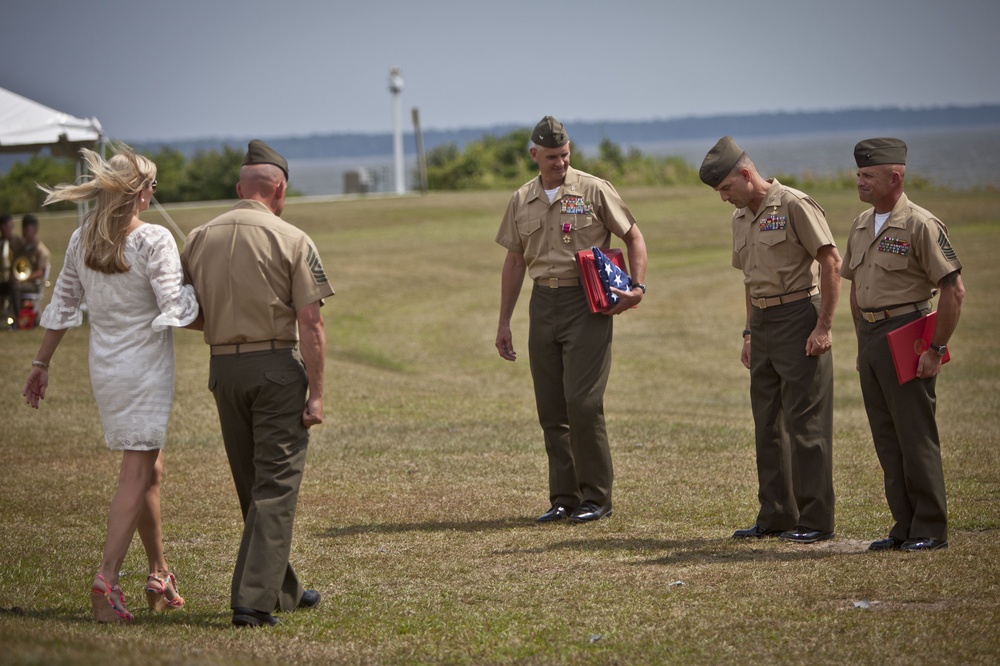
[592,247,631,305]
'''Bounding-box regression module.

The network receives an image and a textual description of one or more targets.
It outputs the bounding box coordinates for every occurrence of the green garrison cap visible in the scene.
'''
[243,139,289,179]
[699,136,746,187]
[854,137,907,167]
[532,116,569,148]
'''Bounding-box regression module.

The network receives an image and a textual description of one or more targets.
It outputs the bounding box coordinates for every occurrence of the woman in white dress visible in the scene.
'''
[22,145,201,623]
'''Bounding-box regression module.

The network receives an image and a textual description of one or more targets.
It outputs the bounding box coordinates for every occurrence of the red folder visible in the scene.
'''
[886,311,951,384]
[575,247,628,313]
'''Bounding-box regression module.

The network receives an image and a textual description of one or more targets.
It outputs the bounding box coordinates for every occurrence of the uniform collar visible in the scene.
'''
[754,178,783,217]
[885,191,910,228]
[526,166,579,203]
[735,177,782,219]
[857,191,909,231]
[233,198,276,215]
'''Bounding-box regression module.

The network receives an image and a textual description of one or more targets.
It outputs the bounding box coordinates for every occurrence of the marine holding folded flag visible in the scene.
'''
[840,138,965,553]
[699,136,841,545]
[494,116,647,524]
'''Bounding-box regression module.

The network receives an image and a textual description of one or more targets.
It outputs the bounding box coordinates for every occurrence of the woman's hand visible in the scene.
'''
[23,367,49,409]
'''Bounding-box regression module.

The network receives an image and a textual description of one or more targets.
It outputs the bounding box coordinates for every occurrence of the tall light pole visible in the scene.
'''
[389,67,405,195]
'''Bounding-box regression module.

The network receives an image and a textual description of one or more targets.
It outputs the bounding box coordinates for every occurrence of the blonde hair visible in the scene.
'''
[39,143,156,274]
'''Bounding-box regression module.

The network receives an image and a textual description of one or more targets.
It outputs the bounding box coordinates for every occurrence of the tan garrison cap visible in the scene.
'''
[854,137,907,167]
[699,136,746,187]
[243,139,289,179]
[532,116,569,148]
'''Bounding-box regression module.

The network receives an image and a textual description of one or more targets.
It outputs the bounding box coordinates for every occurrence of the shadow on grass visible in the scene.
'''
[318,518,866,565]
[0,606,237,629]
[319,515,531,537]
[535,536,866,566]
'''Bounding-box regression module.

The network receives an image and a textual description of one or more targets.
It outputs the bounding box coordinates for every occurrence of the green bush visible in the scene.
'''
[424,130,704,190]
[0,154,76,213]
[0,145,248,214]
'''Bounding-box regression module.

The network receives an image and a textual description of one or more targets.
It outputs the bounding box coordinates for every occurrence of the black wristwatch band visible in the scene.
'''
[632,282,646,294]
[742,329,751,338]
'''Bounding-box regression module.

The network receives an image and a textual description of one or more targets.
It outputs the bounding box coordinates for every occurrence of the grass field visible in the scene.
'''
[1,185,998,665]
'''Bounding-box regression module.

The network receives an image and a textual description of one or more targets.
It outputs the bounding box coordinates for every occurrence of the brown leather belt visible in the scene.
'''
[534,277,580,288]
[750,286,819,309]
[210,340,298,356]
[860,301,931,323]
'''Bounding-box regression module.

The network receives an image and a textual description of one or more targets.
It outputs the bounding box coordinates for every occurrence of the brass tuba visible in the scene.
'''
[13,256,32,281]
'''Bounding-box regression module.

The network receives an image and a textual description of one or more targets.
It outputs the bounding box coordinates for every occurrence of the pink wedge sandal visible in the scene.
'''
[145,572,185,611]
[90,573,133,623]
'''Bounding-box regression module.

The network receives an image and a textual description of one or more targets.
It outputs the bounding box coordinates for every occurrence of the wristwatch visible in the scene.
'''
[929,343,947,356]
[632,283,646,294]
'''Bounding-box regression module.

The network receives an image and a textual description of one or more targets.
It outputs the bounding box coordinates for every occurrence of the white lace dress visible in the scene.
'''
[40,223,199,450]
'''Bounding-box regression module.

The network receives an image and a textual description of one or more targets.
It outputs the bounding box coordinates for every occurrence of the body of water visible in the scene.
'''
[288,125,1000,196]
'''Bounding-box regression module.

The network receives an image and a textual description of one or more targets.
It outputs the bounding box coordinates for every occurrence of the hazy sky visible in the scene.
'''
[2,0,999,143]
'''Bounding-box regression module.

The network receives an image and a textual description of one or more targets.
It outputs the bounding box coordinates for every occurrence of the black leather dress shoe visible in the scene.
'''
[536,503,574,523]
[732,524,783,539]
[568,501,612,523]
[868,536,904,551]
[901,537,948,552]
[232,607,281,627]
[780,526,835,544]
[298,589,321,609]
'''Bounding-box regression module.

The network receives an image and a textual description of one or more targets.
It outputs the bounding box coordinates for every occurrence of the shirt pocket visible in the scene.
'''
[564,213,595,231]
[734,228,748,254]
[758,228,787,247]
[570,213,606,247]
[873,248,909,272]
[516,216,543,237]
[848,247,867,271]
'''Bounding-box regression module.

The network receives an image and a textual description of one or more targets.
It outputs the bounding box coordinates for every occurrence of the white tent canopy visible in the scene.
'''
[0,85,103,157]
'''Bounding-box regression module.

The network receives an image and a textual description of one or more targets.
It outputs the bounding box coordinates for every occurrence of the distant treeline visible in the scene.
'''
[0,146,247,213]
[124,104,1000,162]
[425,128,701,190]
[1,136,704,212]
[3,122,949,213]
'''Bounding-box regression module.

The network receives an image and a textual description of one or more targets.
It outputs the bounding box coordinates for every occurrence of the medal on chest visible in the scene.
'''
[559,195,593,243]
[878,236,910,256]
[759,206,787,232]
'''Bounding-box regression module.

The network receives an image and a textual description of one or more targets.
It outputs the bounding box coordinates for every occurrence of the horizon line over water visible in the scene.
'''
[287,125,1000,196]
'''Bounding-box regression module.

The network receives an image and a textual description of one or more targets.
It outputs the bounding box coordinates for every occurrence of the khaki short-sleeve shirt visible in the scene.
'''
[495,166,636,280]
[840,192,961,310]
[732,179,835,298]
[181,199,335,345]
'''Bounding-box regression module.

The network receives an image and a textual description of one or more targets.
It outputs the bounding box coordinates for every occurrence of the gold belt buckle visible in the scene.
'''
[862,311,878,323]
[548,277,559,288]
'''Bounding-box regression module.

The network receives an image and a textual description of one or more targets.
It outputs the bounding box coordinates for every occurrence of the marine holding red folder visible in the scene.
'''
[575,247,632,313]
[840,137,966,553]
[494,115,647,526]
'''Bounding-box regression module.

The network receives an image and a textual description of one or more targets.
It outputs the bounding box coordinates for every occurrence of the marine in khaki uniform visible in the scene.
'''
[495,116,647,524]
[841,138,965,553]
[700,136,841,544]
[181,140,335,626]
